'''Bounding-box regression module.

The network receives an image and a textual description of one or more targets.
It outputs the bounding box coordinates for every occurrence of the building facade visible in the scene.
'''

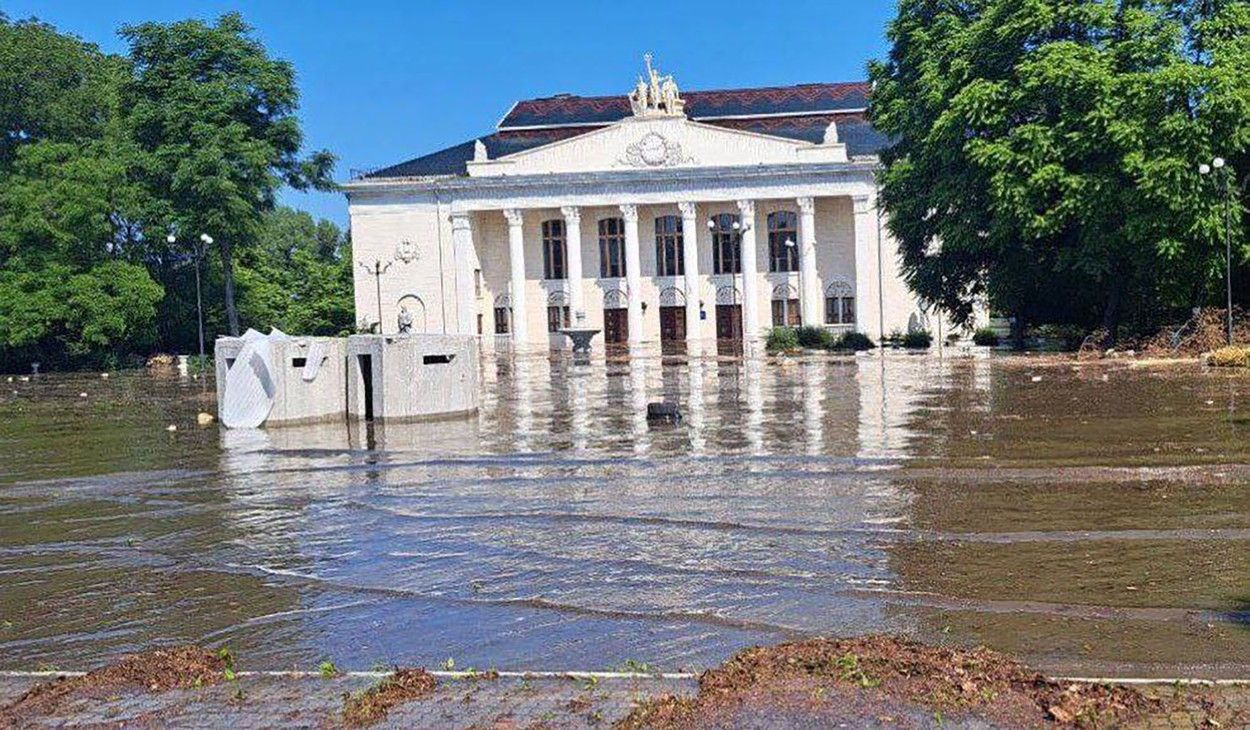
[344,59,946,354]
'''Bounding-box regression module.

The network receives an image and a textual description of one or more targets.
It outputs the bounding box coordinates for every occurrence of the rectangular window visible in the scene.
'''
[710,214,741,275]
[474,269,482,298]
[767,211,800,273]
[598,217,626,278]
[772,299,800,327]
[654,215,684,277]
[825,296,856,324]
[547,305,570,333]
[542,219,567,280]
[477,313,483,335]
[494,307,510,334]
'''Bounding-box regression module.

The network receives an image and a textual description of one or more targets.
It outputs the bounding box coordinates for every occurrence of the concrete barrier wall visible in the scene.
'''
[215,337,348,426]
[346,334,479,422]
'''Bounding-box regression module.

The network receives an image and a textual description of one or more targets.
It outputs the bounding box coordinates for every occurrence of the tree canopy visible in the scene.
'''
[869,0,1250,341]
[0,12,350,372]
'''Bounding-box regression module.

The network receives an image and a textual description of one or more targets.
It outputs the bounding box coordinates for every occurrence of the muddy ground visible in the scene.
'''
[2,638,1248,729]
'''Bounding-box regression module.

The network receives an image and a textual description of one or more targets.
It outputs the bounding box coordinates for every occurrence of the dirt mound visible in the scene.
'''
[0,645,226,722]
[617,635,1160,729]
[341,668,437,726]
[1142,308,1250,356]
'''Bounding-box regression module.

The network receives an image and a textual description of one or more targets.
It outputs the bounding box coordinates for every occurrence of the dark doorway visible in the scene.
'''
[716,304,743,356]
[659,306,686,353]
[357,354,374,421]
[604,308,629,345]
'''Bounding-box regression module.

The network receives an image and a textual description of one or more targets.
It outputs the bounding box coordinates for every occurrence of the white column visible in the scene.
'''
[678,201,700,345]
[851,194,880,340]
[797,196,819,325]
[503,208,529,344]
[560,206,584,320]
[737,199,760,343]
[621,204,643,346]
[450,212,476,335]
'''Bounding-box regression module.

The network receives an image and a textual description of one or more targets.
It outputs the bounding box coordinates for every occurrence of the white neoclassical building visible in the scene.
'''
[344,58,944,354]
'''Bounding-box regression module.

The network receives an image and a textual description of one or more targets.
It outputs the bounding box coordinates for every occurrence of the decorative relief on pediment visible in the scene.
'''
[620,131,693,168]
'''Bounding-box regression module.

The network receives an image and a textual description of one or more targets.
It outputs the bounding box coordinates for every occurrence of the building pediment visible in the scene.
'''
[465,116,847,177]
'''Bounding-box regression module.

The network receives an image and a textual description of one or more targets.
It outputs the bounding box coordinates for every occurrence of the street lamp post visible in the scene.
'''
[1200,158,1247,345]
[168,233,210,367]
[707,216,752,339]
[358,257,394,333]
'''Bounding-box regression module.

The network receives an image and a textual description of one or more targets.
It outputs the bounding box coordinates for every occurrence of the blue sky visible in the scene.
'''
[5,1,896,227]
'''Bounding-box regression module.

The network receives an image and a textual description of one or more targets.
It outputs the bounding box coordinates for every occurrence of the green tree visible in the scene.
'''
[120,12,335,336]
[234,207,355,336]
[869,0,1250,344]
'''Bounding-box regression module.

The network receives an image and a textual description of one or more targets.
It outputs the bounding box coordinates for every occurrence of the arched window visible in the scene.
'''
[771,284,800,326]
[541,219,566,280]
[598,217,626,278]
[493,293,512,334]
[546,291,570,333]
[824,281,855,325]
[710,213,741,275]
[603,288,629,310]
[767,211,799,273]
[654,215,684,277]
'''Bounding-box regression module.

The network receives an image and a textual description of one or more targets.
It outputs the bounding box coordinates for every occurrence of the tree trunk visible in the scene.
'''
[220,240,240,336]
[1010,311,1026,351]
[1100,285,1122,348]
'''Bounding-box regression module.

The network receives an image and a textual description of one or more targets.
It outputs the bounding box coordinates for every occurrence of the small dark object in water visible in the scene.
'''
[647,401,682,423]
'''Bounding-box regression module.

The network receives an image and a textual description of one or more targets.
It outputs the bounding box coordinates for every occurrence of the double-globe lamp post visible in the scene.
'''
[167,233,212,366]
[1199,157,1248,345]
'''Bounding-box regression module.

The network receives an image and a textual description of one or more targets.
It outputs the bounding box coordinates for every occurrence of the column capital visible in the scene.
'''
[852,194,876,215]
[796,196,816,215]
[676,201,698,218]
[619,203,639,222]
[503,208,524,226]
[450,212,472,231]
[560,205,581,224]
[736,199,755,218]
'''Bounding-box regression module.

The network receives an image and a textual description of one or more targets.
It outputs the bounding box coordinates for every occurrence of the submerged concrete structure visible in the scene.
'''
[214,333,478,428]
[346,334,479,422]
[214,336,347,426]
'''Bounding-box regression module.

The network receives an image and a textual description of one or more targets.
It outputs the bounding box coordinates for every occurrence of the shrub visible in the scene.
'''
[833,331,875,351]
[973,327,1000,347]
[1208,346,1250,368]
[766,327,800,354]
[795,325,835,349]
[902,330,932,349]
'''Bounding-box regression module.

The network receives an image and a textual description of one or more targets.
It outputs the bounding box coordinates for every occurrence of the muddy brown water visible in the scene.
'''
[2,351,1250,678]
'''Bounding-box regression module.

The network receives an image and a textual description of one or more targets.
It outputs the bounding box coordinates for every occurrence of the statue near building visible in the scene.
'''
[629,53,685,117]
[397,305,413,334]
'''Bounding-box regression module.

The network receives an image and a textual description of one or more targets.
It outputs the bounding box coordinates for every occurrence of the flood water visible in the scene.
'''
[2,351,1250,678]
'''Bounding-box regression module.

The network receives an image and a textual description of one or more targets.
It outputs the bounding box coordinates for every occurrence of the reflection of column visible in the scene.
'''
[629,358,649,453]
[561,206,584,319]
[687,359,706,454]
[504,208,529,344]
[745,355,764,454]
[803,360,824,455]
[451,213,476,335]
[737,200,759,345]
[797,196,819,325]
[678,202,700,348]
[621,204,643,346]
[570,364,590,451]
[513,355,533,451]
[851,194,880,340]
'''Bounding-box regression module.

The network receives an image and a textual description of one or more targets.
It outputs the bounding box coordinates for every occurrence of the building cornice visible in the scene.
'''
[343,159,881,199]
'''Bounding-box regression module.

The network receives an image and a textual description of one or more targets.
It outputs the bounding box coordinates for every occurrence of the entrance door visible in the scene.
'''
[716,304,742,355]
[659,306,686,353]
[603,308,629,345]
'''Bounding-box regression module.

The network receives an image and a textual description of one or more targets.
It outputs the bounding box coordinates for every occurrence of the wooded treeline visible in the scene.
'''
[870,0,1250,343]
[0,12,353,372]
